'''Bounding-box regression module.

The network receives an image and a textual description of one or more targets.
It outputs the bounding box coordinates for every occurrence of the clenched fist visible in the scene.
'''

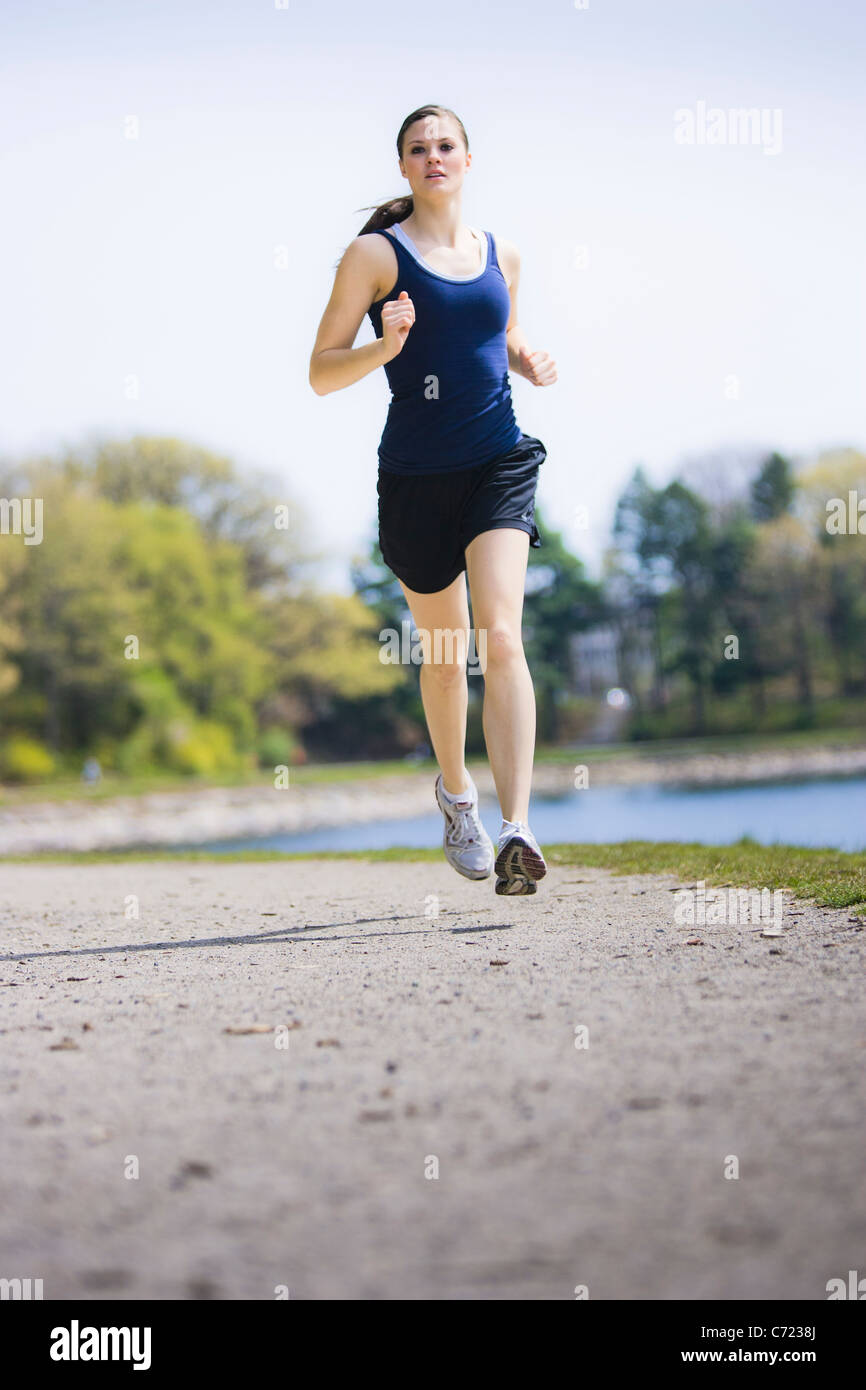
[381,290,415,360]
[518,345,557,387]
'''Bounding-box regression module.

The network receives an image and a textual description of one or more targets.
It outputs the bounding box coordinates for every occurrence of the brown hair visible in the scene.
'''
[356,105,470,234]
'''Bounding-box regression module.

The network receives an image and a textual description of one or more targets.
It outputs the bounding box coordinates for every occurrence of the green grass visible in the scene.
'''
[535,724,866,764]
[0,758,430,806]
[544,841,866,913]
[3,839,864,914]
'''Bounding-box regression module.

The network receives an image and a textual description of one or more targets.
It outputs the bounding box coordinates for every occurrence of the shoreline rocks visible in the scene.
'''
[1,743,864,854]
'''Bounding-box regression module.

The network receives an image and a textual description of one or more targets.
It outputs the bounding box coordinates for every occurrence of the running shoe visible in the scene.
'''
[494,822,547,896]
[434,773,494,880]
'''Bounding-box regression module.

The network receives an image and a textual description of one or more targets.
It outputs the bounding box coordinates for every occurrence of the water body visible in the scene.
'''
[191,774,866,854]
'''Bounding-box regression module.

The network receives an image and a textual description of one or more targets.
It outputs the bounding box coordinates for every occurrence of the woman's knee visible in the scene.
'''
[422,656,467,690]
[415,622,471,689]
[480,621,524,669]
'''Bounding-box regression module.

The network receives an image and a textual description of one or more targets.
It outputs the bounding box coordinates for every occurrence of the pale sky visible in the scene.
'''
[2,0,864,587]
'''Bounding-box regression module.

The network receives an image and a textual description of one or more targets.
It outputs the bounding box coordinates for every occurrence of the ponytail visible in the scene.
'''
[357,194,413,235]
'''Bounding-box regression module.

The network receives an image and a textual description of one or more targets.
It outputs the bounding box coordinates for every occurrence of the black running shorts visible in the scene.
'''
[377,433,547,594]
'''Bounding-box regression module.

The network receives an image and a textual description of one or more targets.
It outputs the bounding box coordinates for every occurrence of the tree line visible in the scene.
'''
[0,437,863,780]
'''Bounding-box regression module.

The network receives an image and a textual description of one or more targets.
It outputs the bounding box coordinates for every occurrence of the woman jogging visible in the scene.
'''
[309,104,557,895]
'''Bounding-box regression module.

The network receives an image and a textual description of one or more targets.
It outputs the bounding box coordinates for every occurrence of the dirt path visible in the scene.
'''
[1,860,864,1300]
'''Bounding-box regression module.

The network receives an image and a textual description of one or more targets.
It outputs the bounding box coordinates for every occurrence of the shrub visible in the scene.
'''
[116,725,161,776]
[166,719,239,775]
[255,727,300,769]
[0,735,56,783]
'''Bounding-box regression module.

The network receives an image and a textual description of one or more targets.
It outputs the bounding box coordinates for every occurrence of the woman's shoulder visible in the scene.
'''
[339,230,399,298]
[490,233,519,287]
[352,228,400,264]
[490,232,518,262]
[347,228,397,258]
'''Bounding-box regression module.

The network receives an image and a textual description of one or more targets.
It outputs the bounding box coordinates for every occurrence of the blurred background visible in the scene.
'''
[1,0,864,854]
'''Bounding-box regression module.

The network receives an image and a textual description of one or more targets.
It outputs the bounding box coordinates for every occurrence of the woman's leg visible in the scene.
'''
[464,528,535,824]
[397,571,471,795]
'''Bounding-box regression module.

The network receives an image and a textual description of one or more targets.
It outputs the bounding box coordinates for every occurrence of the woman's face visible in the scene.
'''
[399,116,470,195]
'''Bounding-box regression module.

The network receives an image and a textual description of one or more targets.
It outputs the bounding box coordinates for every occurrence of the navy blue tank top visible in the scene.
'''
[365,222,522,474]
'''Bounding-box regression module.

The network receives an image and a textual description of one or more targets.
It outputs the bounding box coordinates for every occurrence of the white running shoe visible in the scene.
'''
[495,821,547,895]
[434,773,494,880]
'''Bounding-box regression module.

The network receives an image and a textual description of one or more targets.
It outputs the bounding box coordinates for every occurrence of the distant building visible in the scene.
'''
[569,624,654,696]
[570,626,619,694]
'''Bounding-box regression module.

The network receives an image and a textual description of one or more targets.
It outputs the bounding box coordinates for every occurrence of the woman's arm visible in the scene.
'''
[499,238,558,387]
[309,238,393,396]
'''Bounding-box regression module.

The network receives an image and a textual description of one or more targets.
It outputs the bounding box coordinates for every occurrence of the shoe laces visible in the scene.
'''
[445,800,480,847]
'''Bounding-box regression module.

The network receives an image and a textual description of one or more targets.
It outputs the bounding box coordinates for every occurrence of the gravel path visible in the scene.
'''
[1,859,864,1301]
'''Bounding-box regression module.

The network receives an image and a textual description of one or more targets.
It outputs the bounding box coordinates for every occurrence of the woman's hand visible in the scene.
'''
[381,290,416,360]
[518,345,557,386]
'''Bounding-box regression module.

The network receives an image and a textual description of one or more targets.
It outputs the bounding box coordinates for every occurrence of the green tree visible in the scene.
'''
[261,587,408,758]
[520,506,604,742]
[798,450,866,693]
[4,482,140,751]
[62,434,319,593]
[613,472,719,730]
[750,451,795,521]
[611,466,669,709]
